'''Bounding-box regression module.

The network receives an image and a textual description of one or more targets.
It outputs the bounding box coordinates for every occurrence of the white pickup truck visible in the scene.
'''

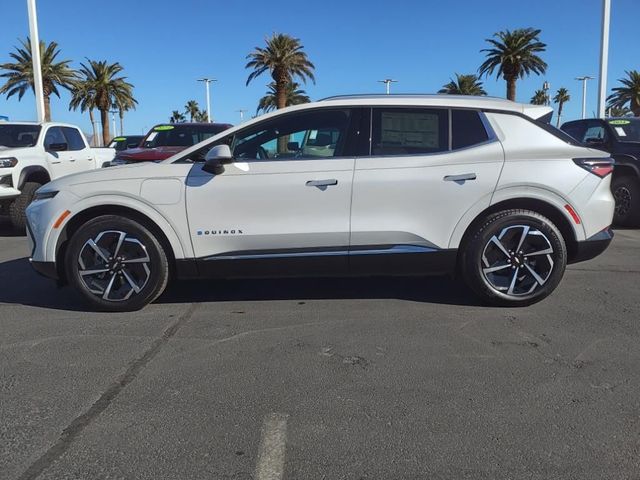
[0,122,115,229]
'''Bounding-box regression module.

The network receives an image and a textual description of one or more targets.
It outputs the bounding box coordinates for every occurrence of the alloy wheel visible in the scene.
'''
[77,230,151,301]
[481,225,555,296]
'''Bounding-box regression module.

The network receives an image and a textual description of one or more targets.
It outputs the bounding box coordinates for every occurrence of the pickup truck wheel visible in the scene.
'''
[460,209,567,307]
[612,175,640,227]
[9,181,41,232]
[65,215,169,312]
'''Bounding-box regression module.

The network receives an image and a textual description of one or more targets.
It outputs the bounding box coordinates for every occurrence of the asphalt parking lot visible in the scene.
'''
[1,217,640,480]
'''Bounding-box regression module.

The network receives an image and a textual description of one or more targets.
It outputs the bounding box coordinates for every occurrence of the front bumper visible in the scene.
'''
[569,227,614,264]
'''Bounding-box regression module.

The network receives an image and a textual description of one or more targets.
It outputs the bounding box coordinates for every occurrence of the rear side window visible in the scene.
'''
[561,122,587,142]
[372,108,448,155]
[62,127,86,151]
[452,110,489,149]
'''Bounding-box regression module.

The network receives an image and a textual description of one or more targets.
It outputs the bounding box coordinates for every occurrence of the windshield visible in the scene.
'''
[608,119,640,141]
[0,125,41,148]
[142,125,229,148]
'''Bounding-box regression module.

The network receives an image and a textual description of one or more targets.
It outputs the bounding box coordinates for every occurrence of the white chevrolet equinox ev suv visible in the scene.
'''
[26,95,615,311]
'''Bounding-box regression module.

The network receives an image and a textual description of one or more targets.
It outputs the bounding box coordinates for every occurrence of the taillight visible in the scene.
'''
[573,157,614,178]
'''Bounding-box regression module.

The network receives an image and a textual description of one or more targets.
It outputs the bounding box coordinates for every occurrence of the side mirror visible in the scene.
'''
[47,142,68,152]
[287,141,300,151]
[202,144,233,175]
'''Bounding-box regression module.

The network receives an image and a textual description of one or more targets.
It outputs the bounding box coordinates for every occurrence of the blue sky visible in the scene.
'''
[0,0,638,136]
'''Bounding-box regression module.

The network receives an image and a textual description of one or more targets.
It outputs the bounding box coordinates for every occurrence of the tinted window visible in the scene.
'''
[452,110,489,149]
[232,109,351,160]
[372,108,448,155]
[44,127,66,149]
[561,123,587,142]
[583,123,608,143]
[143,124,230,148]
[0,125,41,147]
[62,127,86,151]
[609,119,640,141]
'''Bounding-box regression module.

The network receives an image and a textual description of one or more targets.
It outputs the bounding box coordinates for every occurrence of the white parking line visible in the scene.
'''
[255,413,289,480]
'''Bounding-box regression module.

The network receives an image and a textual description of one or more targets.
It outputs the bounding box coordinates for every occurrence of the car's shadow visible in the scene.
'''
[0,256,481,312]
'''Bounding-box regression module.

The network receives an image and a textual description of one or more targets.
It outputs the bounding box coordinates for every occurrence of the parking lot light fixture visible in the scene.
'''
[378,79,398,95]
[26,0,45,123]
[576,76,594,119]
[197,78,217,122]
[236,109,247,122]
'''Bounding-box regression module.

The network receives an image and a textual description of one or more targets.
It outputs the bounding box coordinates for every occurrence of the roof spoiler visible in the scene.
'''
[522,105,554,124]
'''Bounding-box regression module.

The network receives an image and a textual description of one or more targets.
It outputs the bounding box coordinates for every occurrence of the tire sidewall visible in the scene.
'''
[463,211,567,307]
[65,215,168,312]
[611,175,640,227]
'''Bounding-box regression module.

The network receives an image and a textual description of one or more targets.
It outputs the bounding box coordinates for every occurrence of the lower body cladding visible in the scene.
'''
[29,230,614,283]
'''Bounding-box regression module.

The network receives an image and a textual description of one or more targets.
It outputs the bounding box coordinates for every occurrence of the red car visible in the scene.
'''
[113,122,232,164]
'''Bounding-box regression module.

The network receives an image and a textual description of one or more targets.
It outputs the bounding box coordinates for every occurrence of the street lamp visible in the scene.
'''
[542,81,550,106]
[236,109,247,122]
[109,110,118,138]
[26,0,45,123]
[378,79,398,95]
[197,78,217,122]
[575,76,594,119]
[597,0,611,118]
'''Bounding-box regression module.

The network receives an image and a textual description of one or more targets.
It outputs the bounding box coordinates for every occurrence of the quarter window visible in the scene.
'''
[231,109,351,160]
[371,108,448,155]
[62,127,86,151]
[452,110,489,149]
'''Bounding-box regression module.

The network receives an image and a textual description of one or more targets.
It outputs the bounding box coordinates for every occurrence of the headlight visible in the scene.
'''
[33,190,59,201]
[0,157,18,168]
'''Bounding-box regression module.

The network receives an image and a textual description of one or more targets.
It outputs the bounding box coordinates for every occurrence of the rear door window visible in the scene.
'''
[62,127,86,151]
[371,108,449,155]
[452,110,489,150]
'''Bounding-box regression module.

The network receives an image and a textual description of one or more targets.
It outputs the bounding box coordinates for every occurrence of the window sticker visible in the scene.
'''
[154,125,175,131]
[608,119,631,125]
[615,127,627,136]
[113,137,126,141]
[145,132,158,142]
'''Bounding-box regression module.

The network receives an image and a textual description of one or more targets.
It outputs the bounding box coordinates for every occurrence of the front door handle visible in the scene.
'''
[443,173,477,182]
[306,179,338,187]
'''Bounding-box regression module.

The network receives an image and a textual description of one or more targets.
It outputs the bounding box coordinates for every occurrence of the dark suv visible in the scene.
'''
[561,118,640,226]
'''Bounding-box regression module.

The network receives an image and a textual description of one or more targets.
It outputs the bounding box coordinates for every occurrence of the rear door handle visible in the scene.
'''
[444,173,477,182]
[306,179,338,187]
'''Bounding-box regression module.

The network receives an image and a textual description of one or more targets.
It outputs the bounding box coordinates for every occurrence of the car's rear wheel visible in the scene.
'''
[65,215,169,311]
[461,209,567,307]
[611,175,640,227]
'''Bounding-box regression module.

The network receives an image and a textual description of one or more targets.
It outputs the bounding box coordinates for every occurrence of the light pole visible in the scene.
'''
[236,109,247,122]
[109,110,118,138]
[378,79,398,95]
[597,0,611,118]
[575,76,594,119]
[197,78,217,122]
[26,0,45,122]
[542,81,551,106]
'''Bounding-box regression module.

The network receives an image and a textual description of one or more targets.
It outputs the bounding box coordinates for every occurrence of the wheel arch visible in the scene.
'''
[54,203,186,284]
[18,166,51,189]
[452,196,582,264]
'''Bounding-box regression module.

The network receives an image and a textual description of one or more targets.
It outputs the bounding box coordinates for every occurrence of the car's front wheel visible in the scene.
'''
[65,215,169,311]
[461,209,567,307]
[611,175,640,227]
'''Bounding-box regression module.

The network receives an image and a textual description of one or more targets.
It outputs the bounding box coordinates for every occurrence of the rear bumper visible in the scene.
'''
[569,227,614,264]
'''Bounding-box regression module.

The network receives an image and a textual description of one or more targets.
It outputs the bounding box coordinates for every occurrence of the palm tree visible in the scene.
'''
[607,70,640,117]
[170,110,186,123]
[74,59,136,145]
[609,105,631,117]
[479,28,547,101]
[185,100,200,122]
[530,89,547,105]
[438,74,486,96]
[69,81,99,145]
[246,33,315,111]
[114,95,137,136]
[257,81,310,113]
[192,110,208,122]
[553,87,570,127]
[0,38,77,121]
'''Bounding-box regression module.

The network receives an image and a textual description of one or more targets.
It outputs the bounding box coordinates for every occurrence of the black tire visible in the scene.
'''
[611,175,640,227]
[460,209,567,307]
[9,181,41,232]
[65,215,169,312]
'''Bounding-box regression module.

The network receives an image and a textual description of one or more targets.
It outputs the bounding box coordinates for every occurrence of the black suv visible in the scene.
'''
[561,118,640,226]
